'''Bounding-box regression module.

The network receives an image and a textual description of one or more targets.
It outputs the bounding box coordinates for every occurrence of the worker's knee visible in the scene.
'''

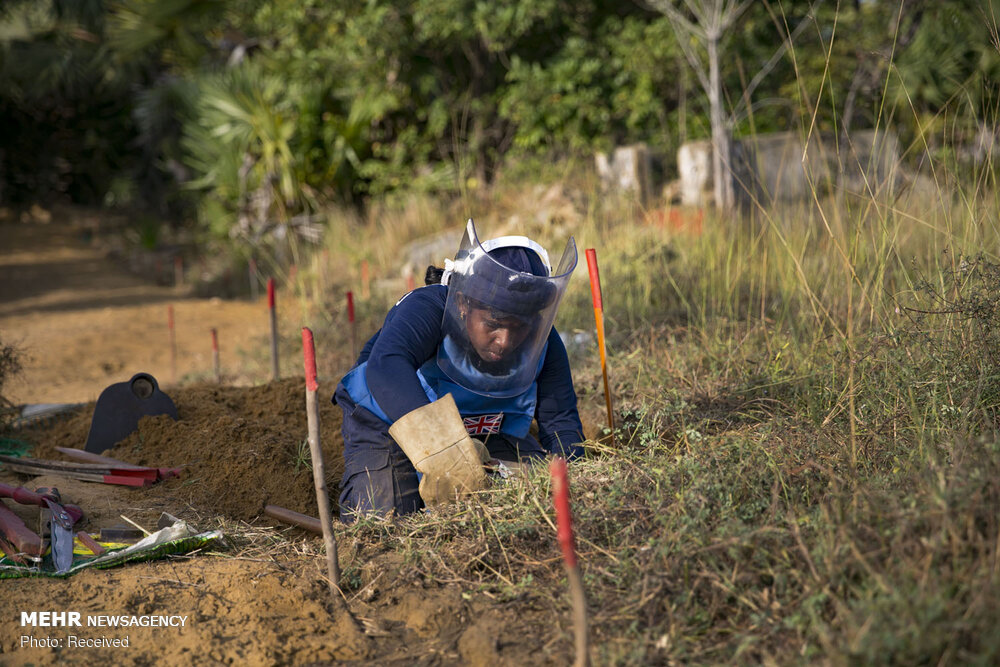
[336,385,423,522]
[339,446,421,522]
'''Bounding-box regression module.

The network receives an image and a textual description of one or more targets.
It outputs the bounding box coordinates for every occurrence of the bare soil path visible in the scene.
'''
[1,215,271,404]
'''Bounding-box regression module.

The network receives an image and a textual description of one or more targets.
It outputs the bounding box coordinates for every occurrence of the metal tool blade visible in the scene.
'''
[43,498,74,573]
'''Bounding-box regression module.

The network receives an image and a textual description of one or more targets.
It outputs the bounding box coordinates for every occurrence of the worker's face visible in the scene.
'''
[463,305,532,363]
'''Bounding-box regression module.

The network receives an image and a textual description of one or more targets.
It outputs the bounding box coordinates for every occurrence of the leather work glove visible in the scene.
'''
[388,394,488,506]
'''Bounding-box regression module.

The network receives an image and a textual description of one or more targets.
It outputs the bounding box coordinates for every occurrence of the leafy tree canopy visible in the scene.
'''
[0,0,996,235]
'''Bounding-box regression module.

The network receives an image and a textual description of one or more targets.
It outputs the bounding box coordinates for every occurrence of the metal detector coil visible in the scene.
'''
[84,373,178,454]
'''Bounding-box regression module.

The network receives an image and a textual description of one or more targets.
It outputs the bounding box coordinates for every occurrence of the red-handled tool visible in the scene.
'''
[0,485,82,520]
[0,484,79,572]
[34,487,85,524]
[0,501,43,558]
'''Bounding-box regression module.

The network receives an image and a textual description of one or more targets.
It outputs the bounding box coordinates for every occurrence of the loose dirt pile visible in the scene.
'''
[25,377,346,523]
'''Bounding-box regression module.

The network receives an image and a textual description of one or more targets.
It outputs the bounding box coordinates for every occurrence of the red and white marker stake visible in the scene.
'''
[167,304,177,384]
[174,255,184,288]
[211,328,220,383]
[346,290,357,361]
[301,327,341,592]
[268,278,279,381]
[551,457,589,667]
[586,249,614,443]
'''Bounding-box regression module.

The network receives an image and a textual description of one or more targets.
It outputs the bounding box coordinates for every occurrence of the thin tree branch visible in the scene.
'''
[732,0,823,119]
[648,0,706,39]
[646,0,710,90]
[716,0,754,33]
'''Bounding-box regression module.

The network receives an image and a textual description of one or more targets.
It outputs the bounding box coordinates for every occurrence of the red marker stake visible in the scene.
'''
[586,249,614,443]
[167,305,177,384]
[268,278,279,381]
[346,291,357,361]
[211,328,220,383]
[551,458,589,667]
[302,328,341,592]
[406,271,415,293]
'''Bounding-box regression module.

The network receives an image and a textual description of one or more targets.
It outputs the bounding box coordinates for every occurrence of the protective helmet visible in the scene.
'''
[438,219,577,397]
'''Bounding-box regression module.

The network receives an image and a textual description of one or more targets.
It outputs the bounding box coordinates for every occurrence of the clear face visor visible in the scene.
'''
[438,219,577,397]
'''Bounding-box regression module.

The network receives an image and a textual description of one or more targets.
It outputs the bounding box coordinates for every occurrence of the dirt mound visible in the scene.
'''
[3,558,369,665]
[23,377,346,523]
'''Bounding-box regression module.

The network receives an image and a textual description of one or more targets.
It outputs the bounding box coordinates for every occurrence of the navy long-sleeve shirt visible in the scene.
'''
[355,284,584,453]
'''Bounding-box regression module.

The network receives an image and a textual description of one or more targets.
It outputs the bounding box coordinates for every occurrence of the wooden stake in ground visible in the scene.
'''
[301,327,341,591]
[550,457,589,667]
[173,255,184,289]
[360,259,370,299]
[586,249,615,443]
[249,258,259,300]
[320,248,329,289]
[264,504,322,534]
[211,328,221,383]
[346,291,357,361]
[268,278,279,381]
[167,304,177,384]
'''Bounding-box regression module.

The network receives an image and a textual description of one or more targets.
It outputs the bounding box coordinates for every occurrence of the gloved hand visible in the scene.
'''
[388,394,488,506]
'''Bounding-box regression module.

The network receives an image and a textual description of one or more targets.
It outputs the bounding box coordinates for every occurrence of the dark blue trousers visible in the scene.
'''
[333,383,546,522]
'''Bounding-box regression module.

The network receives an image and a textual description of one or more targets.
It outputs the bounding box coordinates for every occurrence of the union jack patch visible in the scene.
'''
[463,413,504,436]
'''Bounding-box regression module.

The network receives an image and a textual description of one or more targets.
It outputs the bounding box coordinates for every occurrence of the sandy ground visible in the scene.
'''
[0,216,570,665]
[0,219,273,405]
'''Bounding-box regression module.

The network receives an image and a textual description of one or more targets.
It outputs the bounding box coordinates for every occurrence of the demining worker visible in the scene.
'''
[333,218,584,521]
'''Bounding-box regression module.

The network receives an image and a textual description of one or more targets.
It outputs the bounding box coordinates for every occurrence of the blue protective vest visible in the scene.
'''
[341,338,546,438]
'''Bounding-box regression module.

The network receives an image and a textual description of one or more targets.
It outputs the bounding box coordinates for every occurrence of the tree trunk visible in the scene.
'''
[707,31,734,212]
[679,65,687,144]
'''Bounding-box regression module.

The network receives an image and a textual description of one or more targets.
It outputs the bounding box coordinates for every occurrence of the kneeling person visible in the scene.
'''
[334,219,584,520]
